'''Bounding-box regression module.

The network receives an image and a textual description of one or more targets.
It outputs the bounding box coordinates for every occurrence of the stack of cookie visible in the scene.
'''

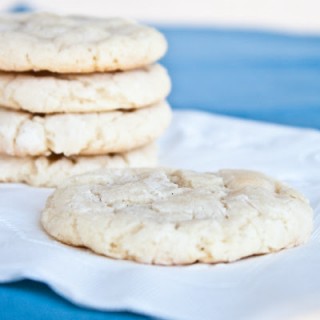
[0,13,171,187]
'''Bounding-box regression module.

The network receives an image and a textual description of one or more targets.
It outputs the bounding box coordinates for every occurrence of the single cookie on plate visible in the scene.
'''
[0,144,156,187]
[41,168,313,265]
[0,101,171,156]
[0,64,171,113]
[0,13,167,73]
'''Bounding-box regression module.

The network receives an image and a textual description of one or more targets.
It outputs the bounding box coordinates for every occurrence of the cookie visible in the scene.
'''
[0,101,171,156]
[41,168,313,265]
[0,144,156,187]
[0,64,171,113]
[0,13,167,73]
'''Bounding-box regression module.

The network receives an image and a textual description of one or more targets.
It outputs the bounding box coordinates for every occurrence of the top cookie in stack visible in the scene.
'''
[0,13,172,187]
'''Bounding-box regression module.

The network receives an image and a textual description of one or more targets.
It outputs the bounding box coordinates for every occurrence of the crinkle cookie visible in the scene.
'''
[0,13,167,72]
[41,168,313,265]
[0,64,170,113]
[0,144,156,188]
[0,101,171,156]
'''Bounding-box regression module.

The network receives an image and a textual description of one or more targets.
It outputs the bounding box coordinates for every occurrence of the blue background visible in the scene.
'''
[1,22,320,320]
[162,27,320,129]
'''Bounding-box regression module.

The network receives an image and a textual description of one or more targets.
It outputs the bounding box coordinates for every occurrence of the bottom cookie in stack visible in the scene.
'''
[0,144,156,187]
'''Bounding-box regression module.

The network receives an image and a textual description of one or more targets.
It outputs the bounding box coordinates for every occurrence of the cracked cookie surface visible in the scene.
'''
[0,64,170,113]
[0,101,171,156]
[0,13,167,72]
[41,168,313,265]
[0,144,156,187]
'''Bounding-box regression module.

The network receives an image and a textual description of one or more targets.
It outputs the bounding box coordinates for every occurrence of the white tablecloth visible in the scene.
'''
[1,111,320,320]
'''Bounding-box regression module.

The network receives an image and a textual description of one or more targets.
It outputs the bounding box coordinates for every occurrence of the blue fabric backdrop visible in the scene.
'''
[161,27,320,128]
